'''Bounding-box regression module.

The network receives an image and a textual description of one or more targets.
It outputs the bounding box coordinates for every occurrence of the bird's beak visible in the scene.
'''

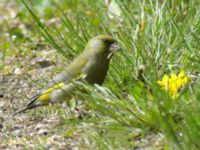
[107,42,120,59]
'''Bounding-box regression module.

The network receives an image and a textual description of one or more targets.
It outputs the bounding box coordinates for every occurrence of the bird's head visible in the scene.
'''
[86,35,120,59]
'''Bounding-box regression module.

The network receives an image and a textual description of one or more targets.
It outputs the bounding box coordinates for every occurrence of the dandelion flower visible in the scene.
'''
[157,70,189,98]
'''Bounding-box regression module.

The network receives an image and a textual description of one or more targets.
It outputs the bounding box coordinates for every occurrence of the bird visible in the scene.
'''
[13,35,120,116]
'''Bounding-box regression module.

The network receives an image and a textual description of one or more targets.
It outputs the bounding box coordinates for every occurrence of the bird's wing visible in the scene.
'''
[45,54,89,89]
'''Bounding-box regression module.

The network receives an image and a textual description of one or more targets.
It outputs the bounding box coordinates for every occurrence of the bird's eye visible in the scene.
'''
[104,40,113,46]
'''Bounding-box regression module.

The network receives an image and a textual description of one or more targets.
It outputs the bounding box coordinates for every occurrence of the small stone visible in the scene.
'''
[14,68,21,75]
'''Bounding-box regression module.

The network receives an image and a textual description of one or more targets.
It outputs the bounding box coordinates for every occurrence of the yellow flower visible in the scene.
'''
[157,70,189,98]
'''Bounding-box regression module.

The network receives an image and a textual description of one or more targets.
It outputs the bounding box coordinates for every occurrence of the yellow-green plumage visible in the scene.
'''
[13,35,119,115]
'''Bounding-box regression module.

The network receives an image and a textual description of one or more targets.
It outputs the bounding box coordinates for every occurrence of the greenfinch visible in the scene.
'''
[13,35,119,115]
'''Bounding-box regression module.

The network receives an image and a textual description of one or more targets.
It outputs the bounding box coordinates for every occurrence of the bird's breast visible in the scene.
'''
[85,58,110,85]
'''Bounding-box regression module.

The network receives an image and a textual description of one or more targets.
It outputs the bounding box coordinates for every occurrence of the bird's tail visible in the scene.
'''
[12,95,40,116]
[12,82,67,116]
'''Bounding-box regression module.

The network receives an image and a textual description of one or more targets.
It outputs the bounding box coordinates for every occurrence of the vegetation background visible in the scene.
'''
[0,0,199,149]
